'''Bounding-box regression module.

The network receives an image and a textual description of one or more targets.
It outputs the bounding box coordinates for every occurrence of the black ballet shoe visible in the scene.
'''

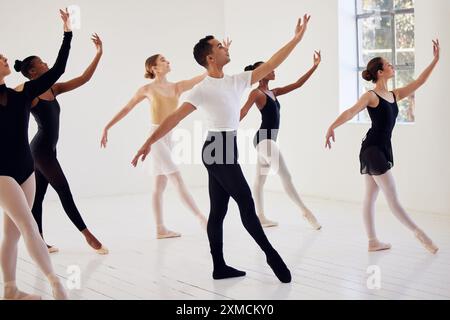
[267,252,291,283]
[213,265,246,280]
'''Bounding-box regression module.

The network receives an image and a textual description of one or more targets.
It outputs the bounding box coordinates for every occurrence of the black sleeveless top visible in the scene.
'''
[0,32,72,184]
[253,90,281,147]
[30,89,61,153]
[360,90,399,176]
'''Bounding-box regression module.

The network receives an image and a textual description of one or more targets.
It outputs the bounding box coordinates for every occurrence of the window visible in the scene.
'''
[356,0,415,123]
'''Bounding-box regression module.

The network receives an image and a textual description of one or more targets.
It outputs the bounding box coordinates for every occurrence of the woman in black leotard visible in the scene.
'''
[16,34,107,255]
[0,9,71,300]
[240,52,322,230]
[325,40,441,254]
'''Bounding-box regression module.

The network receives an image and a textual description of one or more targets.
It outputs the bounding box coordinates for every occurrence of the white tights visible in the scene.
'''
[254,139,310,216]
[363,171,418,240]
[152,172,206,232]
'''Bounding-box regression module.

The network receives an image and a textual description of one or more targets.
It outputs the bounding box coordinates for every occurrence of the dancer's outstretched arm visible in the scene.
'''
[53,34,103,96]
[175,73,207,94]
[251,14,310,85]
[101,87,147,148]
[240,90,263,121]
[393,39,440,101]
[23,9,72,99]
[273,51,321,97]
[131,102,196,166]
[325,92,378,149]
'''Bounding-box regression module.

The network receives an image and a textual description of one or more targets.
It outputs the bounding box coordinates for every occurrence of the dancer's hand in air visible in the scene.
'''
[294,14,311,42]
[325,127,335,149]
[92,33,103,56]
[60,8,71,32]
[392,39,440,101]
[223,37,232,50]
[100,129,108,148]
[432,39,440,62]
[313,50,321,67]
[132,142,152,167]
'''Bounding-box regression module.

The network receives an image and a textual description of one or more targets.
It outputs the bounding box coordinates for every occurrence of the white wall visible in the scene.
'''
[1,0,448,215]
[1,0,224,198]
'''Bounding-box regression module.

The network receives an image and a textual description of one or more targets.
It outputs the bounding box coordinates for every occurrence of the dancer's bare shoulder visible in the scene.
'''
[138,83,155,98]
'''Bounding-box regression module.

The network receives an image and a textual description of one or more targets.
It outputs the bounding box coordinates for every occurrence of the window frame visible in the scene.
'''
[355,1,415,123]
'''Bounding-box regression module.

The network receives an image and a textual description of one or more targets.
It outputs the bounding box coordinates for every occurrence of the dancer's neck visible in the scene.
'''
[154,75,169,84]
[207,65,224,79]
[374,79,390,93]
[258,80,270,91]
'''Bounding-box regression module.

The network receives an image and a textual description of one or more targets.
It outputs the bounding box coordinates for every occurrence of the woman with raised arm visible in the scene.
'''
[241,52,322,229]
[0,9,72,300]
[101,53,209,239]
[17,34,108,255]
[325,40,440,254]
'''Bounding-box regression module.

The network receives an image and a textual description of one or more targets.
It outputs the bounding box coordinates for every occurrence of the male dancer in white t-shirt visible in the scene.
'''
[132,15,311,283]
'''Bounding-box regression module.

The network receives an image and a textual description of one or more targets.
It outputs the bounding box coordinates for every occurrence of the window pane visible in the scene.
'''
[358,15,393,67]
[357,0,393,13]
[395,69,415,122]
[355,0,415,123]
[394,0,414,10]
[395,13,415,66]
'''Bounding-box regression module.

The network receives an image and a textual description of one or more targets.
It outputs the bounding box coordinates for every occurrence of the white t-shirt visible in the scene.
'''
[184,71,252,131]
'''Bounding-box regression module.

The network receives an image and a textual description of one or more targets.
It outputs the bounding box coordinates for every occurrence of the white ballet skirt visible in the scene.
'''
[145,124,180,176]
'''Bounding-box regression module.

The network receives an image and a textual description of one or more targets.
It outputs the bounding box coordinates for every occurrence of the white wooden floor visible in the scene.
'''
[1,188,449,300]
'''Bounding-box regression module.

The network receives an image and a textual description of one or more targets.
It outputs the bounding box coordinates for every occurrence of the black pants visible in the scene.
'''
[32,149,87,234]
[202,131,276,268]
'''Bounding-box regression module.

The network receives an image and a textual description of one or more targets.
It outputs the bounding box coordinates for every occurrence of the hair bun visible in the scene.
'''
[362,70,373,81]
[244,65,255,72]
[14,60,23,72]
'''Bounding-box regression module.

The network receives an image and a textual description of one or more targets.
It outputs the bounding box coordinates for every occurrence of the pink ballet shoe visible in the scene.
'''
[95,246,109,255]
[414,229,439,254]
[259,216,279,228]
[48,246,59,254]
[302,210,322,230]
[3,283,42,300]
[157,230,182,239]
[368,240,392,252]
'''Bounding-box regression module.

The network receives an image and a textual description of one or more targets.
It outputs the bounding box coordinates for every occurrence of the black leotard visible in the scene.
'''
[30,89,88,233]
[360,90,399,176]
[0,32,72,185]
[31,89,61,151]
[253,90,281,147]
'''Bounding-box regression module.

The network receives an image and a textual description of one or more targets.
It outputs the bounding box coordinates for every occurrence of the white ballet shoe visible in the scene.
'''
[302,210,322,230]
[414,229,439,254]
[368,240,392,252]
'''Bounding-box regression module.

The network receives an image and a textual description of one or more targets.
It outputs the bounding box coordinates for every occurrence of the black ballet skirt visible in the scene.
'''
[360,91,399,176]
